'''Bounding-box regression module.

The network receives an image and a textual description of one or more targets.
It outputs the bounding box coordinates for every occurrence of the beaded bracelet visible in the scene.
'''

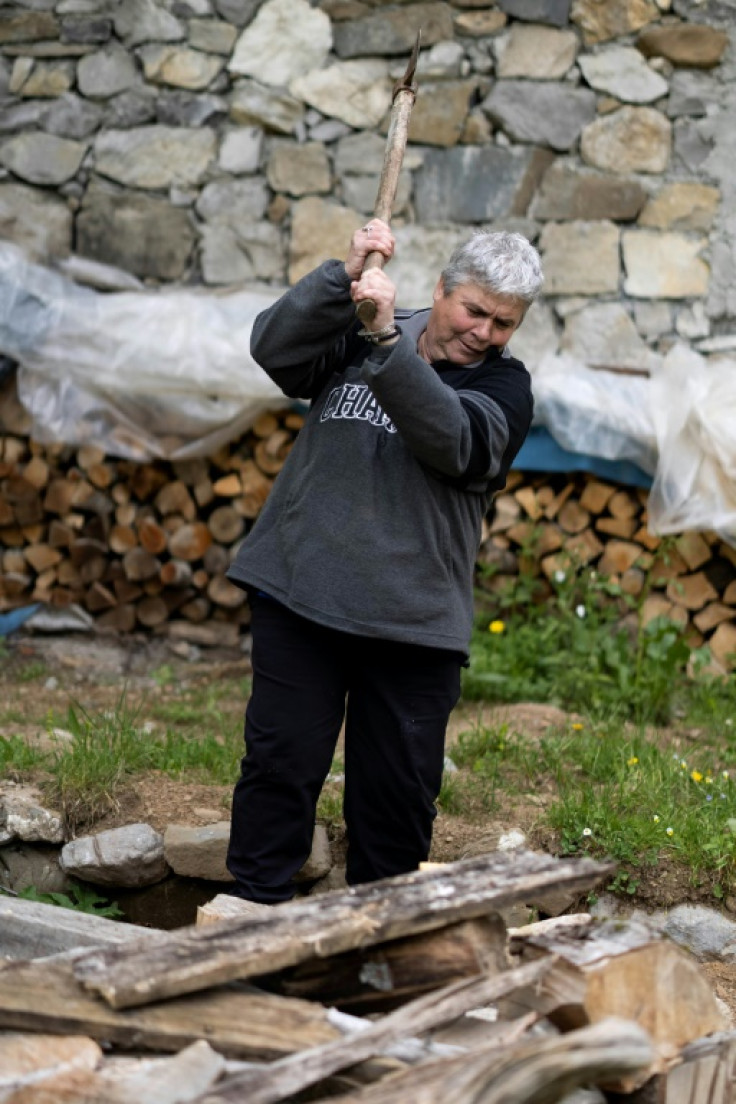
[357,322,399,343]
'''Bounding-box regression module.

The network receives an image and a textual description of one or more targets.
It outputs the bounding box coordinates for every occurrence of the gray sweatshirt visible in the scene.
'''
[227,259,533,655]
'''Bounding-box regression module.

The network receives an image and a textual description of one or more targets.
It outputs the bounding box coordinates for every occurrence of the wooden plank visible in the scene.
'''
[71,853,612,1010]
[278,1017,654,1104]
[0,959,340,1060]
[275,915,509,1014]
[195,959,554,1104]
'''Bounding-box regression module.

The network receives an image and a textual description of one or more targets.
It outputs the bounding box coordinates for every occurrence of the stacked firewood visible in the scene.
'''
[482,471,736,672]
[0,404,304,648]
[1,387,734,668]
[0,852,734,1103]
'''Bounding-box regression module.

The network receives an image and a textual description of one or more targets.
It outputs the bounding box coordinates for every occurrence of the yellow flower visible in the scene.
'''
[627,756,639,766]
[489,620,505,634]
[666,827,674,837]
[705,776,713,785]
[653,815,660,823]
[691,770,703,783]
[571,723,584,731]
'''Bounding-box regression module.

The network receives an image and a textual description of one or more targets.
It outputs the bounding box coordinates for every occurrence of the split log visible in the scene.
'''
[274,915,510,1014]
[193,959,554,1104]
[276,1018,654,1104]
[71,852,611,1010]
[0,959,341,1060]
[502,916,728,1092]
[614,1030,736,1104]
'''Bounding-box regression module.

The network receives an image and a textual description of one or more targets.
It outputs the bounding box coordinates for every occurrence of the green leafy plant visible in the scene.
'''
[18,882,123,918]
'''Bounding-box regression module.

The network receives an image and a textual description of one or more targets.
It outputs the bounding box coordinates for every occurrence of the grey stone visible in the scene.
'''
[667,70,721,117]
[0,99,47,134]
[571,0,660,44]
[673,116,715,173]
[290,59,393,130]
[201,219,285,283]
[581,106,672,174]
[229,78,304,135]
[308,118,352,144]
[0,132,87,185]
[164,821,232,880]
[92,126,216,189]
[41,92,103,139]
[333,2,453,59]
[77,42,138,98]
[389,39,464,81]
[560,302,661,372]
[288,195,362,284]
[496,0,571,26]
[139,44,226,91]
[0,842,73,895]
[113,0,186,47]
[156,90,228,127]
[0,785,65,844]
[539,220,620,296]
[188,18,238,55]
[405,77,480,147]
[578,46,669,104]
[59,15,112,43]
[104,89,157,128]
[60,822,169,887]
[56,253,146,291]
[0,182,71,259]
[266,140,331,196]
[664,903,736,961]
[0,12,60,45]
[196,175,269,223]
[341,169,412,217]
[213,0,262,26]
[495,24,578,80]
[510,299,560,370]
[296,823,332,882]
[218,125,263,173]
[707,212,736,321]
[530,160,647,221]
[388,223,469,305]
[415,145,553,224]
[633,300,673,340]
[77,182,196,280]
[638,180,719,231]
[622,229,709,298]
[14,60,74,98]
[229,0,332,86]
[482,80,597,151]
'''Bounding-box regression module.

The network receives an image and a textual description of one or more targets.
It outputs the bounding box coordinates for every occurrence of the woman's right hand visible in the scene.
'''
[344,219,395,281]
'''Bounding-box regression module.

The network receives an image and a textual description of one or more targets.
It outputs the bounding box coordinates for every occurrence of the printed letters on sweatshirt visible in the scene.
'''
[320,381,397,433]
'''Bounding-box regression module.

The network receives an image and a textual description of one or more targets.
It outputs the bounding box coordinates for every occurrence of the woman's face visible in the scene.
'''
[424,279,525,365]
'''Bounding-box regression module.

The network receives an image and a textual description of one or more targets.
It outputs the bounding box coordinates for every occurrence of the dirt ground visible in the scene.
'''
[2,627,736,1020]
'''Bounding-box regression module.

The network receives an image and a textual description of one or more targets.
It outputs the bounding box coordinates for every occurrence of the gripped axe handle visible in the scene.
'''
[356,33,420,327]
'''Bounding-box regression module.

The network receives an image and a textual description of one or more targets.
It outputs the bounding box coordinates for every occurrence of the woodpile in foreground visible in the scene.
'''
[0,851,734,1103]
[1,374,734,668]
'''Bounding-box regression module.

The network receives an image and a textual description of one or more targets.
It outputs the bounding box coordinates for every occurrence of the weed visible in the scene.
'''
[18,882,123,918]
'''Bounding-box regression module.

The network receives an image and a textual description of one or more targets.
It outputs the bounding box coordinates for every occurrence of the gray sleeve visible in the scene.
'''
[360,337,509,481]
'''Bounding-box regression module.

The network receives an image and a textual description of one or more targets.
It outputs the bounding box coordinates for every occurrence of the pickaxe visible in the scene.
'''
[356,30,421,325]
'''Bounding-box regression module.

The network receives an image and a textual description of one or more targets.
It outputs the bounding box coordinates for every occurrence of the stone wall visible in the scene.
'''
[1,0,734,376]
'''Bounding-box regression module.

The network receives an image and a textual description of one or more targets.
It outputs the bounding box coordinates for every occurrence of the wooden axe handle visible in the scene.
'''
[356,34,420,326]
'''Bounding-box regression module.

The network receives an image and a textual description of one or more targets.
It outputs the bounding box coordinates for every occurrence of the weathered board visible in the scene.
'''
[72,851,612,1009]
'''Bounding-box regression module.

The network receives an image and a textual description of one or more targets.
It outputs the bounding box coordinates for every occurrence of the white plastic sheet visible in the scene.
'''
[0,243,288,461]
[530,352,659,477]
[648,343,736,545]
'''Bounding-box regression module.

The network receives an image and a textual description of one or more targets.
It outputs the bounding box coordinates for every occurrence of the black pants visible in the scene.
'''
[227,594,463,903]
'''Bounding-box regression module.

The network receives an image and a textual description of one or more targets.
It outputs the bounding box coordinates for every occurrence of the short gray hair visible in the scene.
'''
[440,230,543,305]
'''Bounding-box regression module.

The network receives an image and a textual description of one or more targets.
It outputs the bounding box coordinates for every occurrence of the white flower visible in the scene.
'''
[575,604,586,619]
[554,570,566,583]
[582,827,592,837]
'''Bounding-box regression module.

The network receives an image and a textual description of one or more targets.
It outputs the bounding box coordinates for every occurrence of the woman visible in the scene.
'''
[226,218,543,903]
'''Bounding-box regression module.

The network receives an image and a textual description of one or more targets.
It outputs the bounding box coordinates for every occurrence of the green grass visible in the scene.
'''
[1,551,733,906]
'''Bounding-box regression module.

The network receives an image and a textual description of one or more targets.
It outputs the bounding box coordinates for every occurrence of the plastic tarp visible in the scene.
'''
[1,243,735,546]
[0,243,288,461]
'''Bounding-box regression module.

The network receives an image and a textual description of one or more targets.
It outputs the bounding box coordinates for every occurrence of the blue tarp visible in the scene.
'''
[513,426,652,490]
